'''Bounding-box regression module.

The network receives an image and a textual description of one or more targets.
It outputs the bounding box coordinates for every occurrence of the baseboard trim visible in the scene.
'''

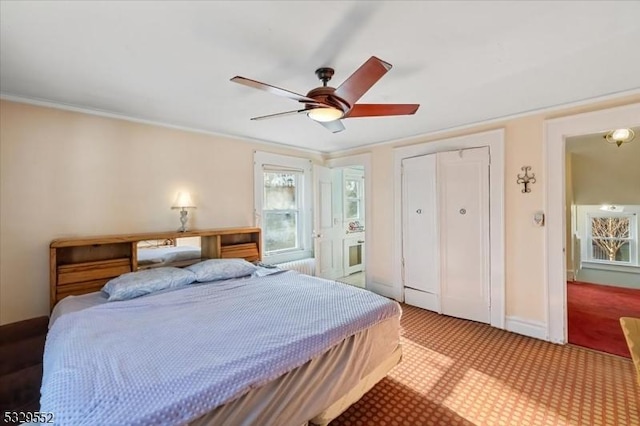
[566,270,575,281]
[505,316,548,341]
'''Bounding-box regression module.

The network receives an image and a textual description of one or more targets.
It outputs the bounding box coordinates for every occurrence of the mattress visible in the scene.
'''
[189,317,400,425]
[43,272,401,425]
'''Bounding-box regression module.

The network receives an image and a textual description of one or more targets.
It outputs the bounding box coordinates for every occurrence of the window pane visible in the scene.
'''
[264,211,298,252]
[591,240,630,262]
[591,217,630,239]
[346,200,359,219]
[345,179,359,198]
[264,172,297,210]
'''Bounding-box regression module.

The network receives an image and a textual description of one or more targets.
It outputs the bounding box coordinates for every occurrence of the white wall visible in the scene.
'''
[567,129,640,205]
[2,94,640,326]
[0,100,321,324]
[565,153,574,277]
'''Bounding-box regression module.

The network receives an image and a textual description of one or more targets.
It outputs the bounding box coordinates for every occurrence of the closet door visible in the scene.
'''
[438,147,490,323]
[402,154,439,311]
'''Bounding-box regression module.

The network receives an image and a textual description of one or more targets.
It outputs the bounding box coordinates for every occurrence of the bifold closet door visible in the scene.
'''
[438,147,490,324]
[402,154,439,311]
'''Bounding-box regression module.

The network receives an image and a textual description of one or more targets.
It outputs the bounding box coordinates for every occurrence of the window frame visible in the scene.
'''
[577,205,639,269]
[254,152,313,264]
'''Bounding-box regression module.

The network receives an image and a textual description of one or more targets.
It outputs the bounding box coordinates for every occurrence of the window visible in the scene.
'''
[344,177,362,220]
[343,169,365,222]
[577,205,639,268]
[254,152,312,263]
[588,216,631,263]
[263,171,301,253]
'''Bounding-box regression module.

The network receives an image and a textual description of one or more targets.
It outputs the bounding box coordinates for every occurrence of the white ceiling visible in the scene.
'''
[2,1,640,153]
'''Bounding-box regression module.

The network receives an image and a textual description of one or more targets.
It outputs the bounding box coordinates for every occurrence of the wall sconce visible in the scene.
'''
[516,166,536,193]
[171,191,196,232]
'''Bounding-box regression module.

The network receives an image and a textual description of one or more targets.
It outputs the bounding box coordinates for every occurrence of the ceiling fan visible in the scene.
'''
[230,56,420,133]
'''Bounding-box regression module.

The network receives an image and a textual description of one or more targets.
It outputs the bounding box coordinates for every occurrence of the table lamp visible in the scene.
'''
[171,191,196,232]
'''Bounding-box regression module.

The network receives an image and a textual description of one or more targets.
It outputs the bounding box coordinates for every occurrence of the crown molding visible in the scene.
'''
[3,88,639,158]
[0,93,324,156]
[327,88,640,157]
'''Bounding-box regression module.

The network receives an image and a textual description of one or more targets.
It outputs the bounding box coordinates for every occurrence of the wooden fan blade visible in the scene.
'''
[317,119,346,133]
[231,76,322,104]
[334,56,392,106]
[346,104,420,118]
[250,109,309,121]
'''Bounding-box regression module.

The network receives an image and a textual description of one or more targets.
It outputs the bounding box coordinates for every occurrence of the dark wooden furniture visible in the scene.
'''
[0,316,49,424]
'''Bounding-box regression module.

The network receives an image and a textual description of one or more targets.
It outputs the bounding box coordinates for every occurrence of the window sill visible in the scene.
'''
[264,249,313,265]
[582,261,640,274]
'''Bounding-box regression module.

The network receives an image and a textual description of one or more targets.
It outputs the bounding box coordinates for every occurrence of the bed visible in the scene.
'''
[44,229,402,426]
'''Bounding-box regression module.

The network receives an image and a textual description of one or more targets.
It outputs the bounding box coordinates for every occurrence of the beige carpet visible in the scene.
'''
[331,304,639,426]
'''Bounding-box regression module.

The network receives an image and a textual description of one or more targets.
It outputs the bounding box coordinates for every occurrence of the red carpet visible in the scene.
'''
[567,281,640,358]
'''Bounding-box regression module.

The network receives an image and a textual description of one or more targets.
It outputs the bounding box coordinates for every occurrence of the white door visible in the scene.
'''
[313,165,342,279]
[438,147,490,323]
[402,154,440,312]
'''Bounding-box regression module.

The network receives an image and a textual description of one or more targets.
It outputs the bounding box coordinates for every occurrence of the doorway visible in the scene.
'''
[317,155,371,289]
[337,166,366,288]
[564,128,640,357]
[544,102,640,344]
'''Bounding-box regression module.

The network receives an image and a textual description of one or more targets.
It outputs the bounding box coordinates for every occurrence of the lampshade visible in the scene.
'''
[307,107,344,123]
[172,191,195,209]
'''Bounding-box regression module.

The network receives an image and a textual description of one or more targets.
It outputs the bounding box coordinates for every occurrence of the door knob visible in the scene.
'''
[416,209,422,214]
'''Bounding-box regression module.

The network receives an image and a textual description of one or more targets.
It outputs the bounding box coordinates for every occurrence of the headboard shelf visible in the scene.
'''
[50,227,261,247]
[50,227,261,310]
[55,243,132,265]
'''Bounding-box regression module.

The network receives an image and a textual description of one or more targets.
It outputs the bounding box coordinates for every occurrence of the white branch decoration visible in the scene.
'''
[591,217,629,261]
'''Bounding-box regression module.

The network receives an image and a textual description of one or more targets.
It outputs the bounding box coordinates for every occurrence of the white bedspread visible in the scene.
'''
[41,271,400,425]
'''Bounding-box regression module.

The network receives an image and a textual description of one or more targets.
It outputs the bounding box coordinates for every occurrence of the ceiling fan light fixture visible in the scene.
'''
[604,128,635,147]
[307,107,344,123]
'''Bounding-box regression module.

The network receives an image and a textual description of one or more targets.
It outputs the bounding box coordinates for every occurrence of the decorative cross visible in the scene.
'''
[517,166,536,193]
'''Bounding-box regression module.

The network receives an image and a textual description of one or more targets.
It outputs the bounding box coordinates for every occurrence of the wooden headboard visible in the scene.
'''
[49,227,261,310]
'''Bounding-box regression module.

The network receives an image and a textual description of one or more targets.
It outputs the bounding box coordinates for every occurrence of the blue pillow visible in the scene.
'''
[102,267,196,301]
[185,259,257,282]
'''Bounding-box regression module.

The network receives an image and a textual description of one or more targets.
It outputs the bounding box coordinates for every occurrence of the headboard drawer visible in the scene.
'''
[220,243,260,262]
[57,258,131,285]
[56,279,109,302]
